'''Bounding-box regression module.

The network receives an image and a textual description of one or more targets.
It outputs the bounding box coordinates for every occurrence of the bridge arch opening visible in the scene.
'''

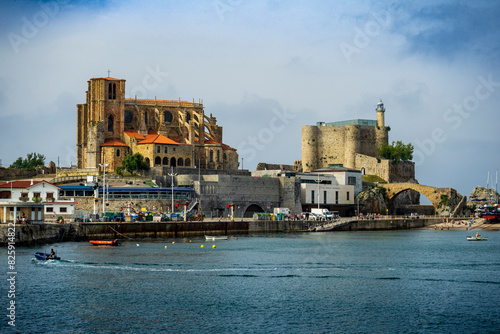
[244,204,265,218]
[389,189,435,216]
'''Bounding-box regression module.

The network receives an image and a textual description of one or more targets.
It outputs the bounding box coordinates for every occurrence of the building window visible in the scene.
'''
[185,158,191,167]
[164,147,168,154]
[348,177,356,185]
[60,207,67,213]
[210,150,213,163]
[323,191,327,204]
[108,114,114,132]
[223,153,227,161]
[46,207,53,212]
[311,190,315,204]
[170,157,176,167]
[112,83,116,99]
[144,111,148,125]
[347,192,350,201]
[156,146,160,153]
[216,150,220,163]
[34,192,41,198]
[125,110,133,123]
[163,157,168,165]
[335,191,339,204]
[116,149,120,157]
[155,157,161,165]
[178,158,184,167]
[108,83,112,99]
[164,111,173,124]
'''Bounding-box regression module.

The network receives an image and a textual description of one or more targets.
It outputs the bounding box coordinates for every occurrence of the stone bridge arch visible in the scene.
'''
[378,183,466,216]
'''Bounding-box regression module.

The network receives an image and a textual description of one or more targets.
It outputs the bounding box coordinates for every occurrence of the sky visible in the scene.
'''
[0,0,499,199]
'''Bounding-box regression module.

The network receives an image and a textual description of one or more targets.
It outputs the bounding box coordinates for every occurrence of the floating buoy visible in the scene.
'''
[164,246,167,249]
[201,245,204,248]
[189,240,192,242]
[235,238,238,240]
[136,244,140,246]
[212,245,216,248]
[172,241,175,244]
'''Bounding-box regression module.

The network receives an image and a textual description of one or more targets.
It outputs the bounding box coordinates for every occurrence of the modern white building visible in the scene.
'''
[0,180,75,223]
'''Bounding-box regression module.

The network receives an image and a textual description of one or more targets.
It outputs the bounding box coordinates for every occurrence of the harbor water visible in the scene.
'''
[2,230,500,333]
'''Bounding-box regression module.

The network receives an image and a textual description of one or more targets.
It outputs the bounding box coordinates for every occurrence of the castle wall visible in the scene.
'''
[354,154,390,181]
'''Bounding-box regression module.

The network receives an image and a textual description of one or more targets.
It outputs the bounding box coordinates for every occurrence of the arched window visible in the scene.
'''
[108,83,112,99]
[155,157,161,165]
[112,83,116,99]
[361,167,365,175]
[124,111,133,124]
[145,158,151,166]
[170,157,177,167]
[209,150,213,163]
[108,114,114,132]
[178,158,184,167]
[185,112,191,123]
[163,157,168,165]
[223,153,227,161]
[116,149,120,157]
[144,111,148,125]
[164,111,173,124]
[216,150,220,163]
[185,158,191,167]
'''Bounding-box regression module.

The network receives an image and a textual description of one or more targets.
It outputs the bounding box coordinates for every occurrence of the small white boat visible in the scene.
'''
[205,235,228,241]
[467,236,488,241]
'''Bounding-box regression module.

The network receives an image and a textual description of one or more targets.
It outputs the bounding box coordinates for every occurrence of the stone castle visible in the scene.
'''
[77,76,238,172]
[301,100,415,182]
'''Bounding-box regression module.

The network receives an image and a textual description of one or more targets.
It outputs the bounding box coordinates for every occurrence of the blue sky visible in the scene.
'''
[1,0,499,198]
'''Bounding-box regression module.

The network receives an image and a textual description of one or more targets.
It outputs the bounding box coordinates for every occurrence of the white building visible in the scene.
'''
[0,180,75,223]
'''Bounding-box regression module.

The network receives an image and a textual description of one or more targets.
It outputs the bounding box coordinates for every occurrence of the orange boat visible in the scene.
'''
[89,239,120,246]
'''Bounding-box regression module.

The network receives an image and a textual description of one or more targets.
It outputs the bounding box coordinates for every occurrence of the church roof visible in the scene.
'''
[124,98,198,107]
[204,140,236,151]
[101,138,128,147]
[124,130,180,145]
[89,77,124,81]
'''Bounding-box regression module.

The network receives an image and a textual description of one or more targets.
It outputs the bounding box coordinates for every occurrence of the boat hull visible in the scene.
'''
[467,236,488,241]
[204,235,228,240]
[34,252,61,261]
[90,239,120,246]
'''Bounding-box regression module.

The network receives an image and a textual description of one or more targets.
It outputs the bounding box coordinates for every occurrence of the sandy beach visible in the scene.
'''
[423,218,500,231]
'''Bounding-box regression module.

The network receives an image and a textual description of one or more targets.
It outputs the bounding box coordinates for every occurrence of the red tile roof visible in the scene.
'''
[123,130,180,145]
[89,77,124,81]
[101,138,129,147]
[124,98,199,107]
[0,180,61,189]
[204,140,236,150]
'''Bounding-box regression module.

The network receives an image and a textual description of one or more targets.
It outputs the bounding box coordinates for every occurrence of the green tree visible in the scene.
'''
[121,153,150,174]
[377,141,414,164]
[9,152,46,169]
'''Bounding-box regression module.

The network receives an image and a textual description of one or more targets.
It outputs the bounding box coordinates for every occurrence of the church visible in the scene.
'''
[76,76,239,172]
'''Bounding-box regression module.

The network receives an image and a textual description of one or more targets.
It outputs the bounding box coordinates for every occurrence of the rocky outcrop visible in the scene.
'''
[467,186,499,207]
[356,187,388,214]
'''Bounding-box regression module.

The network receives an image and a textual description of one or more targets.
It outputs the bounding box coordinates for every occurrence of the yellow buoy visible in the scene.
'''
[201,244,204,248]
[172,241,175,244]
[212,245,216,248]
[164,246,167,249]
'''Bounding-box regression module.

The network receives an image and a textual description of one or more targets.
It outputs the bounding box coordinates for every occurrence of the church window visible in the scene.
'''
[155,157,161,165]
[108,115,114,132]
[185,112,191,123]
[124,111,133,123]
[163,157,168,165]
[144,111,148,125]
[185,158,191,167]
[223,153,227,161]
[209,150,213,163]
[170,157,176,167]
[178,158,184,166]
[116,149,120,157]
[108,83,112,99]
[145,158,151,166]
[112,83,116,99]
[164,111,173,124]
[216,150,220,163]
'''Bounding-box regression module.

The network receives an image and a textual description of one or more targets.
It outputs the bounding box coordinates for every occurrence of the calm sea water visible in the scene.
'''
[2,230,500,333]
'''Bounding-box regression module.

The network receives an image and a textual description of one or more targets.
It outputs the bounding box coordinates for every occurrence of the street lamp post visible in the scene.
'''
[317,173,320,209]
[168,166,177,214]
[99,154,109,216]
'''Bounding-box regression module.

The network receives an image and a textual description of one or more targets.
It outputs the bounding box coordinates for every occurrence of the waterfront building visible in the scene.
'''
[0,180,75,223]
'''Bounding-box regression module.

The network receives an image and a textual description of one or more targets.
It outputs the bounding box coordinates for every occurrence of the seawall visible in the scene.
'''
[0,218,441,246]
